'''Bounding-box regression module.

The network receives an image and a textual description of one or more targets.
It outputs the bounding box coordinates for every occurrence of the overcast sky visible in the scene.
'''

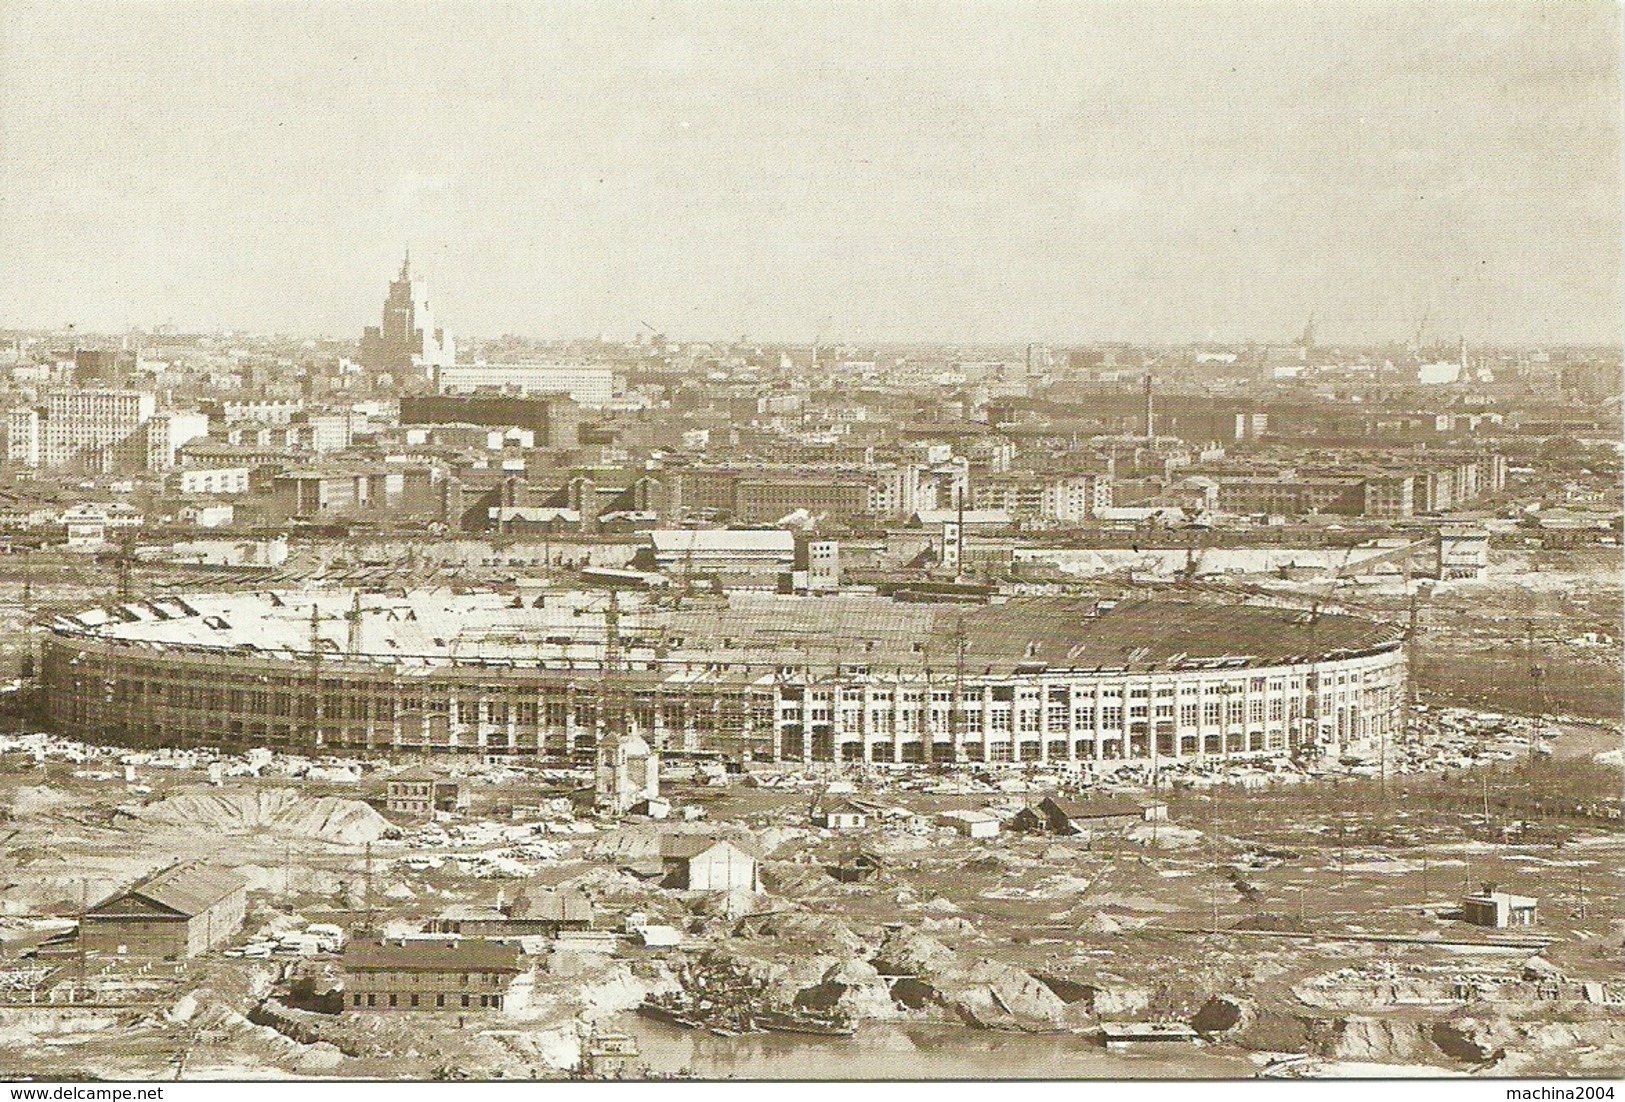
[1,1,1618,345]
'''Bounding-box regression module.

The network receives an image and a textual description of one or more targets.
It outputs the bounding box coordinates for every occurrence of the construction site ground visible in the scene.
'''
[0,719,1619,1080]
[0,545,1618,1079]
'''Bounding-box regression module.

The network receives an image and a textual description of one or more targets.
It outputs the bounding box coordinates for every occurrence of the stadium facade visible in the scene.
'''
[40,589,1406,768]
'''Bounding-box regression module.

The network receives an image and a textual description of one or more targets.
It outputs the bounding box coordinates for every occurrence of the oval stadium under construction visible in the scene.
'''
[39,589,1407,768]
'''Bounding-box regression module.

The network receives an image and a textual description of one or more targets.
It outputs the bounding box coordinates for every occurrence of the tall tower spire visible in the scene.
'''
[400,247,412,281]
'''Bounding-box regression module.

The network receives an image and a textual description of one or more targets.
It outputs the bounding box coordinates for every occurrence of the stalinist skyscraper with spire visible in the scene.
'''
[358,251,455,379]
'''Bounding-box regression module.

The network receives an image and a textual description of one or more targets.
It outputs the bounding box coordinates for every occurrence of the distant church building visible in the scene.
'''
[359,252,456,379]
[595,726,660,814]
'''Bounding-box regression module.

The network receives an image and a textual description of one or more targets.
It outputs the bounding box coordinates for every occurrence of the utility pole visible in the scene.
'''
[1337,815,1346,894]
[1420,834,1430,913]
[1208,795,1219,935]
[952,614,967,766]
[308,603,324,749]
[116,534,135,603]
[1526,619,1547,765]
[599,589,623,741]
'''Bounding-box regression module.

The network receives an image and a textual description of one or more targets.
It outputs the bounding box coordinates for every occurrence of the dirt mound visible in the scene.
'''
[1126,823,1204,849]
[1076,910,1123,934]
[117,788,390,844]
[946,958,1067,1031]
[920,915,980,936]
[1331,1017,1448,1063]
[745,910,866,953]
[874,929,957,977]
[794,958,901,1021]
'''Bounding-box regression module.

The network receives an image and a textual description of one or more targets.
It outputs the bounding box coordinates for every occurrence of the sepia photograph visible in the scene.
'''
[0,0,1619,1088]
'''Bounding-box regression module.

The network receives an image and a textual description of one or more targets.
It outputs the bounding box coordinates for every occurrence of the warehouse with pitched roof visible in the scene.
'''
[80,862,247,960]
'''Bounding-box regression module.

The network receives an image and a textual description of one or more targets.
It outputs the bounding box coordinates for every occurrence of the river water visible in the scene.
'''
[608,1015,1258,1080]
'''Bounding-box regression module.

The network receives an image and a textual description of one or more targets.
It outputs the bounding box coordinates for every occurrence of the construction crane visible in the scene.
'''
[1525,619,1555,763]
[1293,540,1357,763]
[109,532,138,604]
[304,599,348,749]
[598,589,625,741]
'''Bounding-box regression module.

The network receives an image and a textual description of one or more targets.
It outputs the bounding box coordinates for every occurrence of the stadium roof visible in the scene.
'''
[58,589,1400,677]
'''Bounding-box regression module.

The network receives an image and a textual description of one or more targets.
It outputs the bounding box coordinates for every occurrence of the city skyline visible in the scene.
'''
[1,1,1619,346]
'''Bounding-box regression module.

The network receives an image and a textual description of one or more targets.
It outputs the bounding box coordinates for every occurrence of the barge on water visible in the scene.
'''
[637,996,854,1038]
[1098,1022,1201,1049]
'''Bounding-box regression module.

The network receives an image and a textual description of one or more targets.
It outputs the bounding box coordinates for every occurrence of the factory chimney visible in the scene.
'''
[347,590,363,657]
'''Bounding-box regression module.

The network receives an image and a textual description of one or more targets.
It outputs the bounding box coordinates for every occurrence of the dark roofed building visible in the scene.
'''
[343,938,532,1012]
[510,886,594,933]
[81,862,248,959]
[428,888,594,939]
[1012,795,1169,837]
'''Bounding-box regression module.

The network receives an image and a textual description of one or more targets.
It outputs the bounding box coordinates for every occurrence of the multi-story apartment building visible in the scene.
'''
[7,389,157,472]
[1361,472,1416,518]
[867,463,924,517]
[734,474,871,523]
[399,394,580,450]
[267,465,440,521]
[1215,475,1366,517]
[972,473,1110,525]
[217,399,303,425]
[6,408,39,467]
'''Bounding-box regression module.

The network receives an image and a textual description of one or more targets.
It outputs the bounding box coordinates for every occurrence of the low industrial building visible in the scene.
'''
[659,836,762,893]
[343,938,532,1012]
[80,862,247,960]
[938,808,1002,838]
[811,798,869,831]
[1013,796,1168,837]
[427,888,594,939]
[1462,884,1538,929]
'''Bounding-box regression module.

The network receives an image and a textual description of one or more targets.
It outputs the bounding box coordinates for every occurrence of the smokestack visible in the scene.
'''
[347,590,363,657]
[1143,374,1155,442]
